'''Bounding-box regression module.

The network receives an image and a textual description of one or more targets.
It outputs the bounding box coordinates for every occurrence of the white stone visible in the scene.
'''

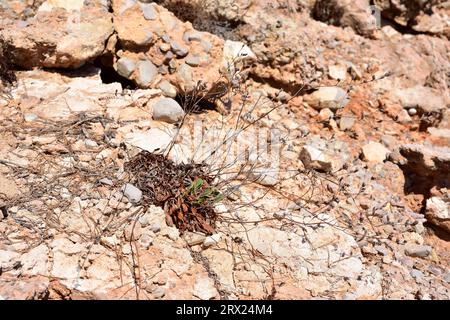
[121,184,142,203]
[317,108,333,122]
[394,86,445,113]
[136,60,158,87]
[140,2,157,20]
[24,113,38,122]
[51,251,81,280]
[203,234,221,247]
[362,142,390,163]
[124,128,174,153]
[84,139,98,148]
[404,244,432,258]
[164,227,180,241]
[193,276,218,300]
[99,178,114,186]
[426,197,449,220]
[223,40,256,63]
[300,145,335,172]
[222,40,256,78]
[140,233,154,249]
[101,235,120,247]
[0,250,20,270]
[329,64,347,80]
[152,98,185,123]
[305,87,349,110]
[20,245,49,276]
[116,57,136,78]
[38,0,85,12]
[159,80,177,98]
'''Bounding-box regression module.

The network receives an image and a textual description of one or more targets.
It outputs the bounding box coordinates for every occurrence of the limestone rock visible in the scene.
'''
[404,244,433,258]
[426,196,450,233]
[1,5,113,69]
[152,98,185,123]
[121,184,143,203]
[362,142,390,163]
[304,87,349,110]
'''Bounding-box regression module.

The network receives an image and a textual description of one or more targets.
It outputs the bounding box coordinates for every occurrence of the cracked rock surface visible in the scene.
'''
[0,0,449,300]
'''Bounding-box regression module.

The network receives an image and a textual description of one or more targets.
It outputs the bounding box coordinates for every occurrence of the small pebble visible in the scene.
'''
[116,57,136,78]
[159,80,177,98]
[404,244,432,258]
[121,184,142,203]
[159,43,171,52]
[24,113,38,122]
[151,223,161,233]
[408,108,417,116]
[99,178,114,186]
[410,269,424,280]
[140,3,157,20]
[185,55,200,67]
[170,41,189,57]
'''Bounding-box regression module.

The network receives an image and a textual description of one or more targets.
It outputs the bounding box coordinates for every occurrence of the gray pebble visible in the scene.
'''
[444,271,450,283]
[168,59,178,72]
[121,184,142,203]
[152,98,185,123]
[159,80,177,98]
[158,65,168,75]
[116,58,136,78]
[374,245,389,256]
[178,63,194,90]
[159,43,171,52]
[185,55,200,67]
[276,91,291,102]
[140,3,157,20]
[136,60,158,87]
[17,20,28,28]
[183,30,203,43]
[410,269,424,280]
[339,116,355,131]
[427,265,442,276]
[405,244,432,258]
[164,51,174,61]
[99,178,114,186]
[170,41,189,57]
[161,34,171,43]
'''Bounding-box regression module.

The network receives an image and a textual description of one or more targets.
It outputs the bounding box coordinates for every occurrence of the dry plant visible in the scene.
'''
[119,49,374,297]
[0,36,16,99]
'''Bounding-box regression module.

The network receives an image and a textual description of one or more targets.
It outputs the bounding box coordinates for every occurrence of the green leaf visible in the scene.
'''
[214,193,224,202]
[194,178,204,190]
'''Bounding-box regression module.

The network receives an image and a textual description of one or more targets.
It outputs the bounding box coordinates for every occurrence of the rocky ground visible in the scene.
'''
[0,0,449,300]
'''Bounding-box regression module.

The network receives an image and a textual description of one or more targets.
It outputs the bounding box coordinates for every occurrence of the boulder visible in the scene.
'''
[0,4,113,69]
